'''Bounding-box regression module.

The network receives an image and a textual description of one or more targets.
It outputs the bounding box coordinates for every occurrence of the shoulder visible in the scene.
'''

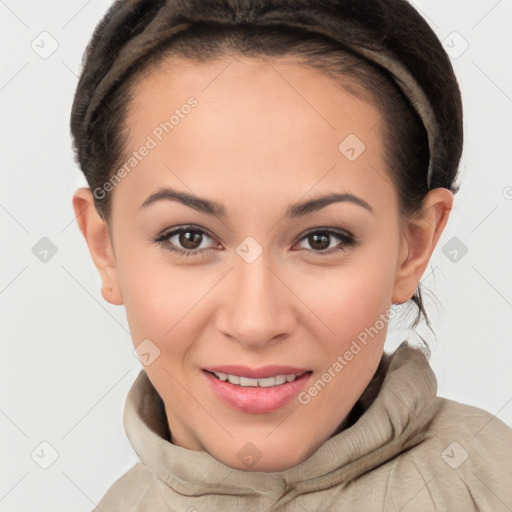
[386,398,512,511]
[431,396,511,432]
[94,462,166,512]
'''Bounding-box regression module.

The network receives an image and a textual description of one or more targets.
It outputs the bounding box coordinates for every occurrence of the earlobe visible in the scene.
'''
[72,187,124,306]
[391,188,454,305]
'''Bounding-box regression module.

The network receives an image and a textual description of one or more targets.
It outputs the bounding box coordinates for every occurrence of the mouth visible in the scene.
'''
[202,368,313,414]
[203,369,311,388]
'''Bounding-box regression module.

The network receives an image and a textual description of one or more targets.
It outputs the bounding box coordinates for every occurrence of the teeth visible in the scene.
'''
[212,371,303,387]
[239,376,258,387]
[226,374,240,385]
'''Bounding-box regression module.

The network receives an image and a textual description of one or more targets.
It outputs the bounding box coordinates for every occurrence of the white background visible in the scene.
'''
[1,1,511,510]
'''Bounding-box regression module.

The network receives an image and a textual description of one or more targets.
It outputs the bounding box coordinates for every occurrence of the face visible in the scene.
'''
[80,54,446,472]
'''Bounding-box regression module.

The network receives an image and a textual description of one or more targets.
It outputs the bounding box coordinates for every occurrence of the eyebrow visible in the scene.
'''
[140,187,374,218]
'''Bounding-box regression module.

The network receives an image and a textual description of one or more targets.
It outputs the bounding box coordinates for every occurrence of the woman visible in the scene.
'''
[69,0,512,510]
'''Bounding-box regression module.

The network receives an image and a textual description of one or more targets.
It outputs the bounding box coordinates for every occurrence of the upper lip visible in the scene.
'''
[203,365,311,379]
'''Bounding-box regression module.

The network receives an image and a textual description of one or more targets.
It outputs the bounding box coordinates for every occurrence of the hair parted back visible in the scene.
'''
[70,0,463,331]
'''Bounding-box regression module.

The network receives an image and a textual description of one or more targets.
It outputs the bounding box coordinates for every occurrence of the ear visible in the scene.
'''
[392,188,454,305]
[72,187,124,305]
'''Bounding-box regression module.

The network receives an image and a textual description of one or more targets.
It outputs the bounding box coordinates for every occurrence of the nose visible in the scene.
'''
[215,251,297,351]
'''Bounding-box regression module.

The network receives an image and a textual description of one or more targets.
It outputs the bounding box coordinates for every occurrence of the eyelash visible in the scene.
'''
[153,224,357,258]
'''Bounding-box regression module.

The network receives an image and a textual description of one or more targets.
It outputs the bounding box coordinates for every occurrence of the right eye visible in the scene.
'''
[153,225,220,257]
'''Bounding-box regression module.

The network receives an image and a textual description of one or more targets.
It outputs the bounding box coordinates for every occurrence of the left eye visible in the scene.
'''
[295,229,355,254]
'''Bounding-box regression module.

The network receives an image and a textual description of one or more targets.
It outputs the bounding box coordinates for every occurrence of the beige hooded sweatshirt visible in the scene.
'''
[94,342,512,511]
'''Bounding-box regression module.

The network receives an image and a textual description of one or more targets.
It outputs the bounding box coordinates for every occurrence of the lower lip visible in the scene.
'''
[203,370,312,414]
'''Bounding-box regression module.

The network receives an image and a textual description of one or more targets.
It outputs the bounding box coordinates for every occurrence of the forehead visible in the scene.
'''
[114,54,393,216]
[128,55,381,140]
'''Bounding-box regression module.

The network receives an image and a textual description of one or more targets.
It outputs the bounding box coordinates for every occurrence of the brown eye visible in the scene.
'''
[179,230,204,250]
[296,229,356,254]
[154,225,218,256]
[307,233,331,251]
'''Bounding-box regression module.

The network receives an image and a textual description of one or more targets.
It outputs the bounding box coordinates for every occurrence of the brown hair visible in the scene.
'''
[70,0,463,331]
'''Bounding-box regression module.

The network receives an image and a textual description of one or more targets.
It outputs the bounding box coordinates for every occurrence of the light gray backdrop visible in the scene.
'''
[1,0,511,510]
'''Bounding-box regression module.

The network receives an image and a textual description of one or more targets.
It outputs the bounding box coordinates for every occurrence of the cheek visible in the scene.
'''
[292,256,396,342]
[116,249,203,344]
[296,263,394,412]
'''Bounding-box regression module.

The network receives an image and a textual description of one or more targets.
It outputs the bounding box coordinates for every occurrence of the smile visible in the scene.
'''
[207,370,308,387]
[202,369,313,414]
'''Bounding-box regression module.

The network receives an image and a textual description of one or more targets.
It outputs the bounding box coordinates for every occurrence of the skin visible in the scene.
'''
[73,54,453,472]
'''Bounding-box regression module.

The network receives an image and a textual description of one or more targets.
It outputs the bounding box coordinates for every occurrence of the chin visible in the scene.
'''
[210,438,314,473]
